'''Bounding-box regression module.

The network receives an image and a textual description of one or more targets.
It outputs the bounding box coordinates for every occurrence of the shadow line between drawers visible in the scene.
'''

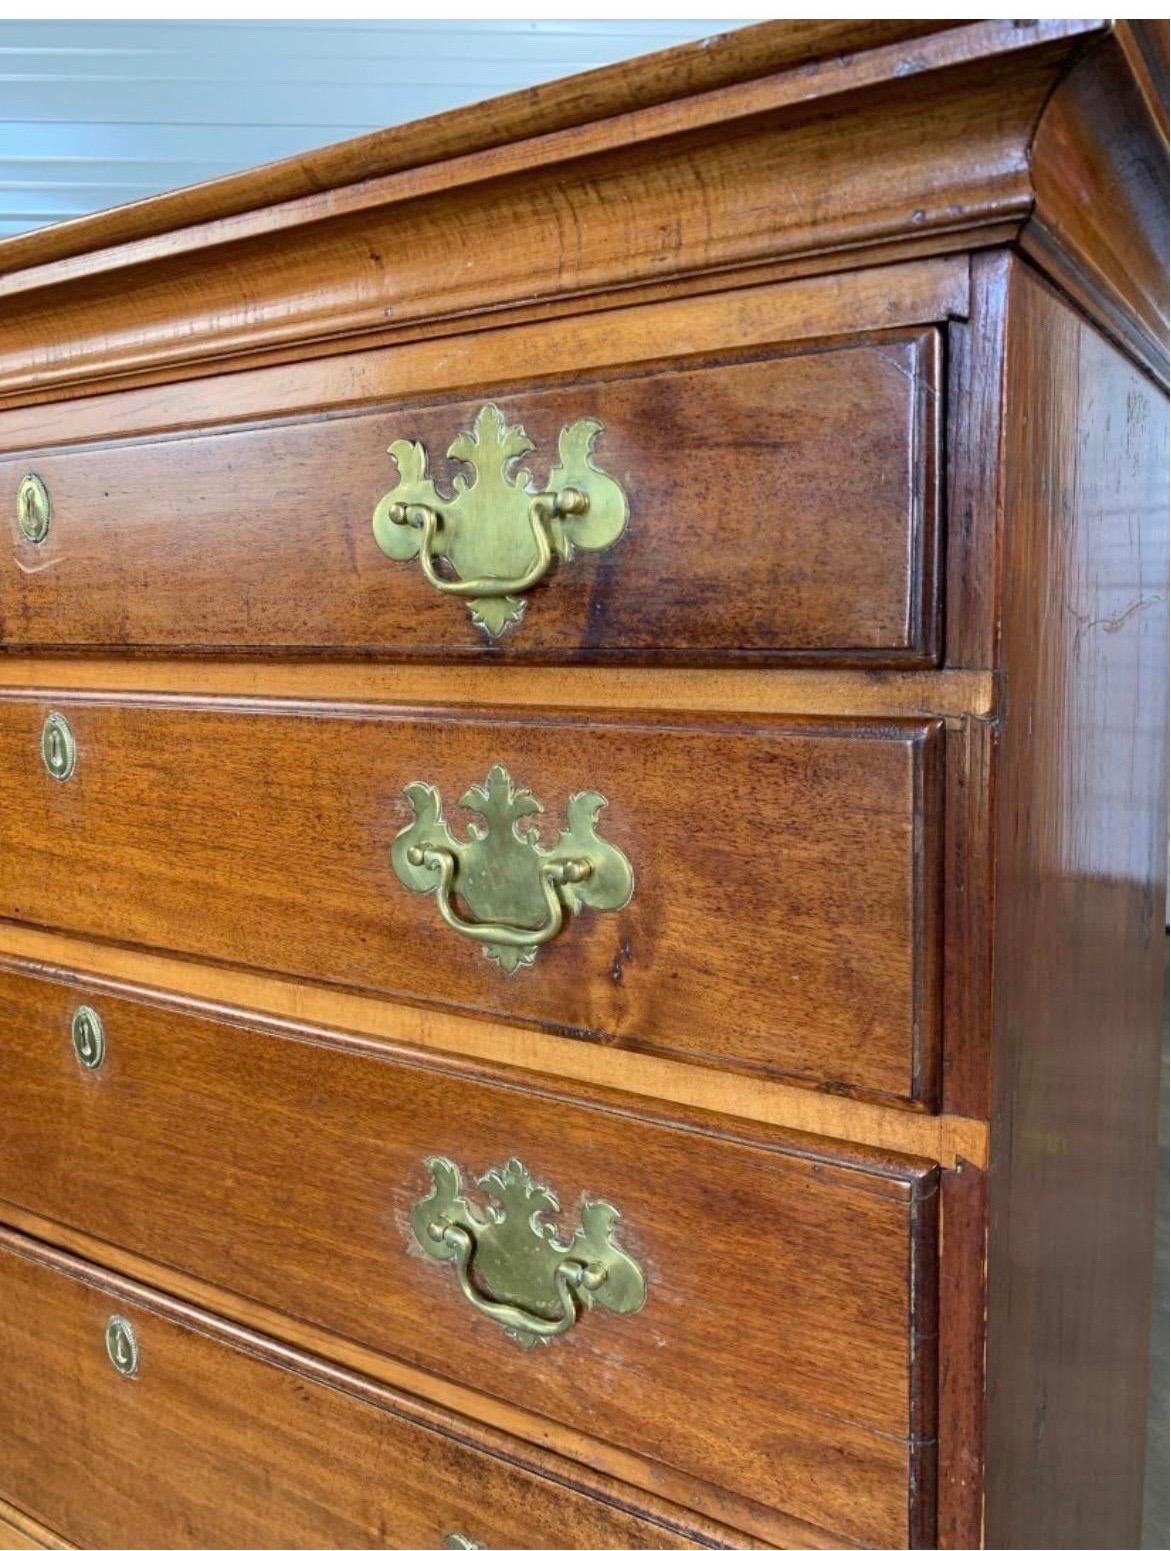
[0,1216,829,1551]
[0,927,988,1168]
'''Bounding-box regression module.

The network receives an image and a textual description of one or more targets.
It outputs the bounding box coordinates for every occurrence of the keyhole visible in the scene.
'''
[16,473,49,543]
[40,712,76,781]
[71,1005,105,1070]
[104,1315,139,1378]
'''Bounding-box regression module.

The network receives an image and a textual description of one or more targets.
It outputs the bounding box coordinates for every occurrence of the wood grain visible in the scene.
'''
[0,23,1095,402]
[941,713,996,1120]
[1025,25,1170,384]
[0,1201,833,1551]
[0,1501,70,1551]
[0,659,996,720]
[0,334,939,665]
[944,250,1011,671]
[0,24,962,279]
[0,1232,732,1551]
[983,261,1170,1547]
[936,1160,988,1549]
[0,937,988,1168]
[0,257,970,446]
[0,966,938,1547]
[0,696,942,1105]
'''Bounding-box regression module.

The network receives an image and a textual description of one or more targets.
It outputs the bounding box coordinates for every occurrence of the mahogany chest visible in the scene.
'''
[0,20,1165,1550]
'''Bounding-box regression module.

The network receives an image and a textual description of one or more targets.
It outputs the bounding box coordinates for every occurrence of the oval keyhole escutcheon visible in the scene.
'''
[105,1315,139,1378]
[16,473,50,544]
[71,1005,105,1070]
[41,712,76,781]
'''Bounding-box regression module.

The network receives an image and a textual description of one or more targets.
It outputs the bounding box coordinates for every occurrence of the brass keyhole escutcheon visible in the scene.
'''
[16,473,50,544]
[105,1315,139,1378]
[41,712,76,781]
[71,1005,105,1071]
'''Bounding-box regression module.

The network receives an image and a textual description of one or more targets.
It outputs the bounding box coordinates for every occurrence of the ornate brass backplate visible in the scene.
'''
[410,1156,646,1348]
[390,764,633,972]
[372,403,628,637]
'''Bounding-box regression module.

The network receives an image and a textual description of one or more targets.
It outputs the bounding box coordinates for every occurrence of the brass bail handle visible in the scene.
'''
[372,404,628,639]
[410,1157,646,1350]
[406,841,591,951]
[429,1218,606,1342]
[388,488,588,599]
[390,765,634,973]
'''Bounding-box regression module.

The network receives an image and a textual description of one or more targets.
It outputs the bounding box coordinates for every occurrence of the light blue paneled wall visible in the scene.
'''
[0,20,735,237]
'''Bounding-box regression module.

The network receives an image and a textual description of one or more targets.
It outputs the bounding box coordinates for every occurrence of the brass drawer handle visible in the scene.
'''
[411,1156,646,1349]
[372,404,627,638]
[406,842,585,954]
[390,764,633,973]
[386,490,581,600]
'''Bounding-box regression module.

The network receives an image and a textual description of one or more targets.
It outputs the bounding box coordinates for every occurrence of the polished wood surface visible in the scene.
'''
[0,1201,833,1551]
[0,696,942,1104]
[0,1233,728,1551]
[0,23,959,278]
[0,22,1098,405]
[0,1501,69,1551]
[0,258,968,448]
[944,252,1011,671]
[0,18,1167,1550]
[1025,23,1170,382]
[982,262,1169,1548]
[0,659,995,720]
[0,333,938,663]
[0,937,987,1169]
[0,963,937,1547]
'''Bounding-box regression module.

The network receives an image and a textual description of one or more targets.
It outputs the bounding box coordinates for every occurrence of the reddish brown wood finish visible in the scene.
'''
[0,23,959,280]
[936,1160,988,1549]
[983,261,1169,1548]
[944,251,1012,671]
[0,1232,728,1551]
[0,963,939,1547]
[1025,24,1170,383]
[0,19,1165,1551]
[0,333,939,664]
[0,257,966,459]
[0,22,1099,406]
[0,696,942,1105]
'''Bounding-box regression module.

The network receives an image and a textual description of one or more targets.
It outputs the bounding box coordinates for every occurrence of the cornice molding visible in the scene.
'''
[0,18,1163,404]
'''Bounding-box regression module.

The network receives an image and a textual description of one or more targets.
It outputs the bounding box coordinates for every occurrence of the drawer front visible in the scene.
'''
[0,967,937,1547]
[0,333,938,663]
[0,696,941,1103]
[0,1235,703,1551]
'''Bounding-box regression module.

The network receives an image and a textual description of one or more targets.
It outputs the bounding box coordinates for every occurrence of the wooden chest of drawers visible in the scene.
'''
[0,20,1165,1551]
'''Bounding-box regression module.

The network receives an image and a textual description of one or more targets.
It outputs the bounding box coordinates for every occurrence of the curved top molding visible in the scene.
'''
[0,20,954,277]
[0,17,1164,404]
